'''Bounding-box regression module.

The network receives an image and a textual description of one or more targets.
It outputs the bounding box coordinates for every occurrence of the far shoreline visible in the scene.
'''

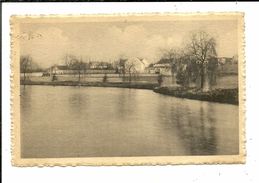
[21,80,238,105]
[21,80,158,90]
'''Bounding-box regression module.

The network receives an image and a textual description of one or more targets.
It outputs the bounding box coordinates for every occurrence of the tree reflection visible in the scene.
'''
[174,101,217,155]
[68,89,86,115]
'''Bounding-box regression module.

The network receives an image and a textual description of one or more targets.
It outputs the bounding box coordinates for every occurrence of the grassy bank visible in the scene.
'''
[153,86,238,105]
[21,80,159,90]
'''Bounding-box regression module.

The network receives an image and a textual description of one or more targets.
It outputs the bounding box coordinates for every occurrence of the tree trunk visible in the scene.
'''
[123,65,125,82]
[129,68,131,83]
[200,65,204,90]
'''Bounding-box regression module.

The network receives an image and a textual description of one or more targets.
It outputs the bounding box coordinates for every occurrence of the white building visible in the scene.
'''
[50,65,74,75]
[125,57,149,73]
[153,63,171,75]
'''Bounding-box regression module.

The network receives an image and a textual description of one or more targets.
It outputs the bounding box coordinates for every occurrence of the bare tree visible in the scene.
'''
[20,55,32,83]
[125,62,137,83]
[118,58,127,81]
[73,58,86,82]
[124,58,143,83]
[65,54,85,82]
[187,31,217,90]
[64,54,76,69]
[159,48,180,82]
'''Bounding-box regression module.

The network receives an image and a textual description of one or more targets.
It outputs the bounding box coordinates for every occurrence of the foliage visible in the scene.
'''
[159,31,218,90]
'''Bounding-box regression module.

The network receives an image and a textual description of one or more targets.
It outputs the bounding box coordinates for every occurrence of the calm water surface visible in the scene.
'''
[20,85,239,158]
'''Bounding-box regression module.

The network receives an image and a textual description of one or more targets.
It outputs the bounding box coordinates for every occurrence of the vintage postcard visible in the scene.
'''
[11,13,245,166]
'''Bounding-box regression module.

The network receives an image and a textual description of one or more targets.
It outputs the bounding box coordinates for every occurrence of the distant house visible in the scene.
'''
[217,56,238,75]
[218,57,235,65]
[126,57,148,73]
[49,65,71,75]
[145,63,155,74]
[153,63,171,75]
[89,62,101,69]
[116,57,149,74]
[145,63,171,75]
[89,62,112,70]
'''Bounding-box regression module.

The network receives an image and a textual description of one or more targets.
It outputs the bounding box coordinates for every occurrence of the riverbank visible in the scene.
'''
[153,86,238,105]
[21,80,159,90]
[21,80,238,105]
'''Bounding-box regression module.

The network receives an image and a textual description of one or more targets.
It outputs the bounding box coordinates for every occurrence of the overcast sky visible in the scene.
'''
[20,19,238,68]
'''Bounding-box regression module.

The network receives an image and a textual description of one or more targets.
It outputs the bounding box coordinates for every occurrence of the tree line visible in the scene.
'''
[62,54,141,82]
[20,30,220,89]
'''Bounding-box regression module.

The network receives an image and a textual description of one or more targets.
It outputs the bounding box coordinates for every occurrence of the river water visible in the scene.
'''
[20,85,239,158]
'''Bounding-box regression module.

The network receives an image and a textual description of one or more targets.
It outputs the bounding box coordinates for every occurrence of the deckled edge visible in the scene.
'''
[10,12,246,167]
[240,12,247,164]
[10,15,16,166]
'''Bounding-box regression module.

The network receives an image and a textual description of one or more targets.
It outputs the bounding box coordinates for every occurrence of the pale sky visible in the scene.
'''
[20,19,238,68]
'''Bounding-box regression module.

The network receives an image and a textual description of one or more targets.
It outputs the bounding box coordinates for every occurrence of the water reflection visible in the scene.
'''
[20,86,239,158]
[174,103,217,155]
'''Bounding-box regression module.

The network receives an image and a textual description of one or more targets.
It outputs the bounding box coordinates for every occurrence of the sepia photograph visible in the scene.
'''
[11,13,245,166]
